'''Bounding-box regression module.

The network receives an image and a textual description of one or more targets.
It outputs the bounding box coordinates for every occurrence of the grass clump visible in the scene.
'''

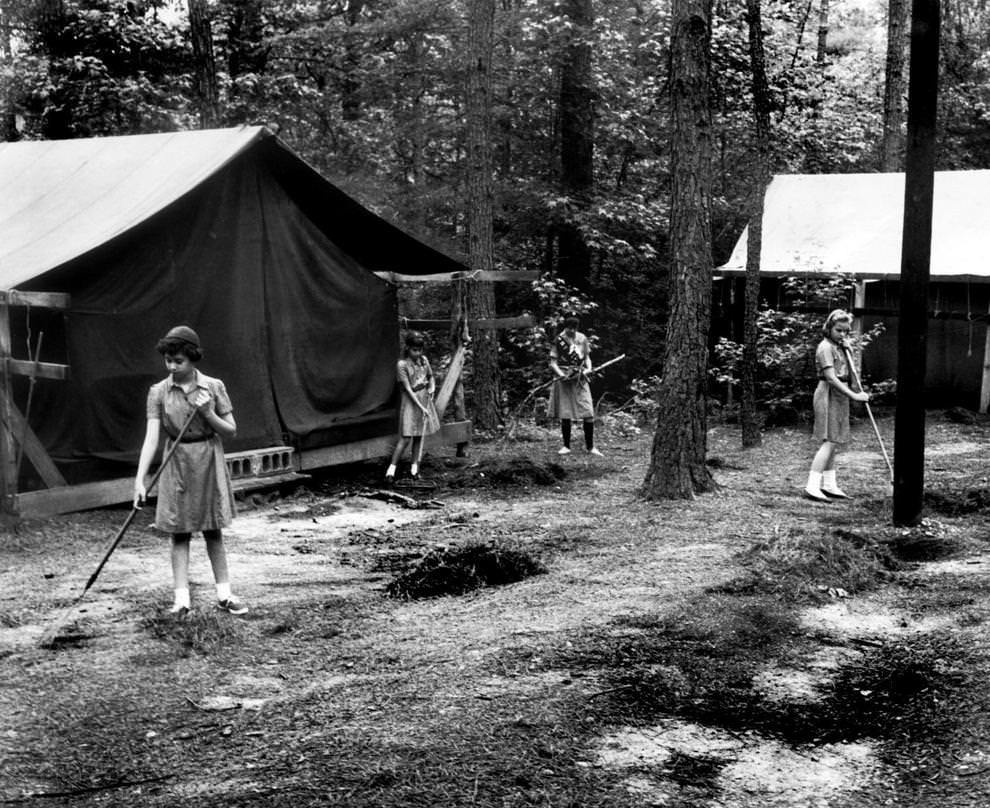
[711,527,898,601]
[385,542,547,599]
[140,607,248,657]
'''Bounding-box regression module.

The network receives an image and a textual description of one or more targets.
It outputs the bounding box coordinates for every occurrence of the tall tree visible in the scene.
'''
[816,0,829,63]
[880,0,908,170]
[188,0,219,127]
[740,0,772,448]
[464,0,500,430]
[556,0,594,290]
[643,0,716,500]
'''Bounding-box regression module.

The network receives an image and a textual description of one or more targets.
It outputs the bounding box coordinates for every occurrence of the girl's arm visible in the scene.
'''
[822,367,869,402]
[427,358,436,396]
[190,388,236,438]
[398,363,428,410]
[133,418,161,506]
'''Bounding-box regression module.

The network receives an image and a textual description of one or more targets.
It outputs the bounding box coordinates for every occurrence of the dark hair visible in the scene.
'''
[562,316,579,330]
[156,337,203,362]
[404,331,426,350]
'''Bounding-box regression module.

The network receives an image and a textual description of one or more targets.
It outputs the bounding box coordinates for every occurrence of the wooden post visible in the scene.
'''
[0,295,15,511]
[980,300,990,414]
[893,0,940,527]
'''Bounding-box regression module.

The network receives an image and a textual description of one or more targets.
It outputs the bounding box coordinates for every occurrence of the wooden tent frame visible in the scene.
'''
[4,271,538,519]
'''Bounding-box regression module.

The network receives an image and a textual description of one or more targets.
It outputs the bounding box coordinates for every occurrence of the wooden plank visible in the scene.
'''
[299,421,471,471]
[17,477,135,519]
[2,395,67,488]
[375,270,538,284]
[401,315,535,330]
[17,423,472,517]
[0,290,72,310]
[434,344,467,418]
[7,359,70,380]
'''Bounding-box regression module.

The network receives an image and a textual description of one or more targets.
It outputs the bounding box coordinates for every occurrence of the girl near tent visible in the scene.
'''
[133,325,248,616]
[385,331,441,483]
[549,316,602,456]
[804,309,870,502]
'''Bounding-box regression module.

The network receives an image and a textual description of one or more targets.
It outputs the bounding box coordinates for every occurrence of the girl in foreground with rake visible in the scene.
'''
[133,326,248,616]
[385,331,440,484]
[805,309,870,502]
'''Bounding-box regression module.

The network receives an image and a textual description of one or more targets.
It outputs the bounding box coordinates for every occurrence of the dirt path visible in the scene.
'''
[1,416,989,807]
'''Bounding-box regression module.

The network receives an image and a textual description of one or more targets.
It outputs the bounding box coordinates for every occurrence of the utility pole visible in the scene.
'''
[893,0,940,526]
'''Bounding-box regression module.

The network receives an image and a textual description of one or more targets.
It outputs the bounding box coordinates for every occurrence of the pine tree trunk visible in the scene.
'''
[880,0,908,171]
[188,0,219,128]
[816,0,830,63]
[741,0,772,448]
[464,0,500,430]
[557,0,594,290]
[643,0,716,500]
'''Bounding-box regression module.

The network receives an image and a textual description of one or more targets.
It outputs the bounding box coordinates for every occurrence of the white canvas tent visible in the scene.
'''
[716,170,990,410]
[719,170,990,280]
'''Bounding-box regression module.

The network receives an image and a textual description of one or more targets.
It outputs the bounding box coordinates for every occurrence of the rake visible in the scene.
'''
[39,406,199,648]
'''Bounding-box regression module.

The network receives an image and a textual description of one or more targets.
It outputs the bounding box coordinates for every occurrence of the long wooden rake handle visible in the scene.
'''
[843,345,894,482]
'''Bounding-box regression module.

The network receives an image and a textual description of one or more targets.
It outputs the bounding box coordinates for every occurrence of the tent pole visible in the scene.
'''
[0,294,15,512]
[980,300,990,414]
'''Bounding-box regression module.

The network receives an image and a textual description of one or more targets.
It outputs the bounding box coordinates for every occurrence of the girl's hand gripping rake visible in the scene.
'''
[39,406,200,648]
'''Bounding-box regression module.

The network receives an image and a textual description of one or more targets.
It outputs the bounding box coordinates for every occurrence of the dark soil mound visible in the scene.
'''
[386,543,547,600]
[445,457,566,489]
[925,486,990,517]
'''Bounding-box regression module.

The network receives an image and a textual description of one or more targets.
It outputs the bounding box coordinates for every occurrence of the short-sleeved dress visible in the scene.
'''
[813,338,852,444]
[397,356,441,437]
[146,370,236,533]
[549,331,595,420]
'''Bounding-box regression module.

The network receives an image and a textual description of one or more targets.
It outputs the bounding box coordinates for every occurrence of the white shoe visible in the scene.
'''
[821,486,849,499]
[558,446,571,455]
[588,447,603,457]
[804,487,831,502]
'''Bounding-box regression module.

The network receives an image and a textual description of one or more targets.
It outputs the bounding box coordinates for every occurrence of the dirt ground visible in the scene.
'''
[1,411,989,807]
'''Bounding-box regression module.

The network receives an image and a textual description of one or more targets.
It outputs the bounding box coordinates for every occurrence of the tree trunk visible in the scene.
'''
[226,0,267,79]
[342,0,366,122]
[643,0,716,500]
[740,0,772,448]
[556,0,594,290]
[880,0,908,171]
[1,3,19,141]
[188,0,219,128]
[816,0,830,63]
[464,0,500,430]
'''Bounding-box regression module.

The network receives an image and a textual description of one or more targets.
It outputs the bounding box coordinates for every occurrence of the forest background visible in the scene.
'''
[1,0,989,431]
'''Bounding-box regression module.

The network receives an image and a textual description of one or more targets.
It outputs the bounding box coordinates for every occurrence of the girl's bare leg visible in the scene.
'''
[805,442,836,500]
[204,529,230,586]
[387,437,409,480]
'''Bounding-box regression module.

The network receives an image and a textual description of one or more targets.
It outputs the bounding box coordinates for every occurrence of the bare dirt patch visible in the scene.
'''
[2,415,990,807]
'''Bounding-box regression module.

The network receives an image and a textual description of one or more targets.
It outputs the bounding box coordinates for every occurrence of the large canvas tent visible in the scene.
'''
[0,126,469,500]
[717,170,990,408]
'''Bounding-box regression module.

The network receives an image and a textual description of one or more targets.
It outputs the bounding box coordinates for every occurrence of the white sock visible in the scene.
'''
[411,462,419,476]
[386,463,397,478]
[173,587,191,608]
[822,470,837,489]
[216,582,232,602]
[806,471,822,492]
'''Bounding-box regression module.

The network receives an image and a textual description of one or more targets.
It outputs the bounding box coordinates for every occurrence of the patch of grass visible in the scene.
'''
[139,608,249,657]
[385,542,547,599]
[711,527,899,601]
